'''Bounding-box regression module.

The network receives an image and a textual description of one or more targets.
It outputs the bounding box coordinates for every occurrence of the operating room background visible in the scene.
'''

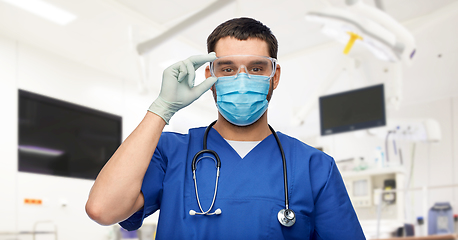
[0,0,457,239]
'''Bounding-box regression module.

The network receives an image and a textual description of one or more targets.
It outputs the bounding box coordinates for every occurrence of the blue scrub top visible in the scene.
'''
[120,126,365,240]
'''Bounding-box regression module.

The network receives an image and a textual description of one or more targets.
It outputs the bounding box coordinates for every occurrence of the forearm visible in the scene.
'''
[86,111,165,225]
[86,53,216,226]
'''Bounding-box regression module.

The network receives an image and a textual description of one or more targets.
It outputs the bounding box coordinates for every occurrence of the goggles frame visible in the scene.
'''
[210,55,277,78]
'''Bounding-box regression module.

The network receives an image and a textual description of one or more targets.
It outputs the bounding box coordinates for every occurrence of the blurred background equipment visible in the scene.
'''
[428,202,455,235]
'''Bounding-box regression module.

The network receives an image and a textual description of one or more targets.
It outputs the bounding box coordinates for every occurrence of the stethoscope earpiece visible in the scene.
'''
[214,208,222,215]
[189,208,222,216]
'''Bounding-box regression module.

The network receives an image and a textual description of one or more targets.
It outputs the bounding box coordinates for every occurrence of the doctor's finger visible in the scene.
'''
[187,52,217,70]
[176,61,188,83]
[192,76,217,98]
[183,59,198,88]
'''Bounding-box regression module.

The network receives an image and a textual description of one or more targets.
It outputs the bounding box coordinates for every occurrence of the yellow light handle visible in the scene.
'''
[343,32,363,54]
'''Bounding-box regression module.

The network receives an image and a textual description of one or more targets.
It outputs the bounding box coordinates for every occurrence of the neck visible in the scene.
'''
[213,111,271,141]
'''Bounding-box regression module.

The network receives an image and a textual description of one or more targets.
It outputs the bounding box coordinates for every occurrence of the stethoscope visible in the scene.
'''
[189,121,296,227]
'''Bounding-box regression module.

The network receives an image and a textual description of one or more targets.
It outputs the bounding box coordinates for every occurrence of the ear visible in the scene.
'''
[205,66,215,91]
[272,64,281,90]
[205,65,211,79]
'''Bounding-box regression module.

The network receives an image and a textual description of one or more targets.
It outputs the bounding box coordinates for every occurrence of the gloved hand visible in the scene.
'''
[148,52,217,124]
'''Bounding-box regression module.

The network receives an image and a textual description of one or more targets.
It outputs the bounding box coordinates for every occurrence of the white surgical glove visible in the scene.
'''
[148,53,217,124]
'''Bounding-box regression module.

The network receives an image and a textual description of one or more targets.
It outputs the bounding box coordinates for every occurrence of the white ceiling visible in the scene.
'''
[0,0,455,84]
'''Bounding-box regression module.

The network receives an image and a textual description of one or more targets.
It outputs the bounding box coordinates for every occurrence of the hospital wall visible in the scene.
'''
[0,32,169,239]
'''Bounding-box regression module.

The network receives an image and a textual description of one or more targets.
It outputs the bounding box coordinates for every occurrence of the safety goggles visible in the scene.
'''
[210,55,277,78]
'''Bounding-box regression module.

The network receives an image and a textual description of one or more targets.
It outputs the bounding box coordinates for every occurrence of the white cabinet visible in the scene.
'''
[341,167,406,238]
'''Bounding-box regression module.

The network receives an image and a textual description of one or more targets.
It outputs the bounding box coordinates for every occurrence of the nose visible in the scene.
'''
[236,65,249,77]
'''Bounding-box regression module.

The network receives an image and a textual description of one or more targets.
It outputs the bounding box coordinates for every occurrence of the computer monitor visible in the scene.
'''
[18,90,122,180]
[319,84,386,136]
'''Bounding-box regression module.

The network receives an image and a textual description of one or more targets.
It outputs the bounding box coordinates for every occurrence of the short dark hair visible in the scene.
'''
[207,17,278,59]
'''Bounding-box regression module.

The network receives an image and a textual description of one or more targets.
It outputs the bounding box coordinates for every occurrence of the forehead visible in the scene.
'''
[214,37,269,57]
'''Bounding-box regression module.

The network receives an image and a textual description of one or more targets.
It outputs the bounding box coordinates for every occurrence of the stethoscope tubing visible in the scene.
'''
[191,121,221,215]
[268,124,290,210]
[192,162,220,214]
[191,120,294,225]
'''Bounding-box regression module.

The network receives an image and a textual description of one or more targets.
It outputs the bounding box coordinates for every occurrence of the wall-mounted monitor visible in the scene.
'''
[18,90,122,180]
[319,84,386,136]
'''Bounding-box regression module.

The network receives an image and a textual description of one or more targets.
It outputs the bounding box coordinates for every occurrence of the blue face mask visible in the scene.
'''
[215,73,271,126]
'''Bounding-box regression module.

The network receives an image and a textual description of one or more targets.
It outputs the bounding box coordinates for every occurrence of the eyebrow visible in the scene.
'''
[216,60,269,66]
[215,60,235,66]
[248,60,268,66]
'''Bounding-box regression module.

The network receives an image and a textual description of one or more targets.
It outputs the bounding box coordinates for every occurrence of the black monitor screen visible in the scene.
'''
[18,90,122,180]
[319,84,385,136]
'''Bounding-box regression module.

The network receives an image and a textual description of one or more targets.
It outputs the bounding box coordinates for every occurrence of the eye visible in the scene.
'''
[251,67,262,72]
[248,66,265,74]
[217,66,238,76]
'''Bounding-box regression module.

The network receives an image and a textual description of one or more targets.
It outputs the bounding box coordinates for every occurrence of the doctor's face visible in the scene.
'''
[206,37,281,101]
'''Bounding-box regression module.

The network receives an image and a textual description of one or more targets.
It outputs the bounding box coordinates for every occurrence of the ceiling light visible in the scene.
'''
[1,0,77,25]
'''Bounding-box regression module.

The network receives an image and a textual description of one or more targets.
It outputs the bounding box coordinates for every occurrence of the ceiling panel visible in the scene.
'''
[114,0,216,25]
[0,0,454,87]
[382,0,457,22]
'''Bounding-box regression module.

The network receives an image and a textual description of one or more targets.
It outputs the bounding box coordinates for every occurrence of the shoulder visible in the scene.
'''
[277,133,344,203]
[161,127,205,141]
[152,126,208,167]
[277,132,334,162]
[276,132,336,182]
[158,126,207,145]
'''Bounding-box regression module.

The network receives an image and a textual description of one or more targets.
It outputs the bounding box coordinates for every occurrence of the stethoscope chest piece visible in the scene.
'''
[277,209,296,227]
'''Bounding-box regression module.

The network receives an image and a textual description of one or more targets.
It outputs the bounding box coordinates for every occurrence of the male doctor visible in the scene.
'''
[86,17,365,239]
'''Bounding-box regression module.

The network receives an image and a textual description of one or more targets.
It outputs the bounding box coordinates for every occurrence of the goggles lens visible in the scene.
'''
[210,55,277,78]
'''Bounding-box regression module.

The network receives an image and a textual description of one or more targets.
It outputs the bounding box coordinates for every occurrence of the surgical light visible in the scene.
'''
[1,0,77,25]
[305,0,416,64]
